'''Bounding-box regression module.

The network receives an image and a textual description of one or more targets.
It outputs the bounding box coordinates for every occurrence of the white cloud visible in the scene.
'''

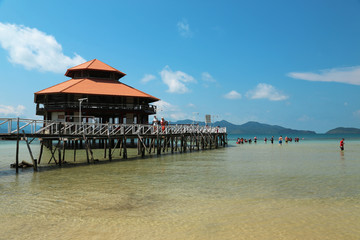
[154,100,176,112]
[224,90,242,99]
[159,66,196,93]
[202,72,216,82]
[353,110,360,118]
[153,100,188,121]
[288,66,360,85]
[246,83,288,101]
[0,105,25,116]
[141,74,156,83]
[187,103,196,108]
[0,22,85,73]
[177,19,192,38]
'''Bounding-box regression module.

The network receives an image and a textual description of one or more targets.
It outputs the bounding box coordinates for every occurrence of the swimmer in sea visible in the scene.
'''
[340,138,344,151]
[279,136,283,145]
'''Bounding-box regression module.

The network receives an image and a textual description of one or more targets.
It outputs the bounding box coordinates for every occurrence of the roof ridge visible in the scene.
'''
[60,79,85,92]
[86,59,97,69]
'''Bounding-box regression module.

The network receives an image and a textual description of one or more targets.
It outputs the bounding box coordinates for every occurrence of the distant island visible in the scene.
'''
[171,120,360,135]
[325,127,360,135]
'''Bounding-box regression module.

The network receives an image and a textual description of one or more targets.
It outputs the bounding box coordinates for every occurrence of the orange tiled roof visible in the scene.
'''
[65,59,126,79]
[35,78,159,102]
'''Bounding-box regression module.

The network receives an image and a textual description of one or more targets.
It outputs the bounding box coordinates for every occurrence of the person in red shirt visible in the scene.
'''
[340,138,345,151]
[160,117,167,132]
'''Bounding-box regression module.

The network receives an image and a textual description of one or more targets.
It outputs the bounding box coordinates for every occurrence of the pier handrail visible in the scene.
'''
[0,118,226,136]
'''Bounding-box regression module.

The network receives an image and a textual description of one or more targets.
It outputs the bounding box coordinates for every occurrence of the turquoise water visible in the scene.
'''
[1,135,360,239]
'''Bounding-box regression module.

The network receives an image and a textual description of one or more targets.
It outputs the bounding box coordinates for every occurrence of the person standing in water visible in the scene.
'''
[340,138,345,151]
[279,136,283,145]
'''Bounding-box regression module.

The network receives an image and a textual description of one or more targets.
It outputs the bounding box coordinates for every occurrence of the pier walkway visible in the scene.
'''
[0,118,227,172]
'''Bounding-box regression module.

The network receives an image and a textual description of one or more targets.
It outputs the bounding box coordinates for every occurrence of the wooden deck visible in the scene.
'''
[0,118,228,173]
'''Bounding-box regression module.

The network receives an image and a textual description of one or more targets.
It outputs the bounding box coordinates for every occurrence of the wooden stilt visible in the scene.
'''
[38,140,44,164]
[111,138,120,156]
[104,137,107,158]
[48,141,58,164]
[189,135,192,152]
[123,136,127,159]
[15,118,20,173]
[215,135,218,149]
[183,135,187,152]
[22,131,37,171]
[108,137,112,161]
[73,139,77,162]
[170,130,174,154]
[175,136,178,152]
[62,139,66,162]
[58,140,62,166]
[119,138,123,156]
[83,136,89,164]
[197,136,200,151]
[162,137,166,153]
[137,135,147,158]
[156,132,161,155]
[149,138,154,154]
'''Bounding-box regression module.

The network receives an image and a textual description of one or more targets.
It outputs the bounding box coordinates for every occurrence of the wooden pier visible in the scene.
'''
[0,118,227,173]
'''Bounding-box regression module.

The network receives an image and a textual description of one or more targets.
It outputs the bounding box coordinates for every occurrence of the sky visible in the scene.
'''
[0,0,360,133]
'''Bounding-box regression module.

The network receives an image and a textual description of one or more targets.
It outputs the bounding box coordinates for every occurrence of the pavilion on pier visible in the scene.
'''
[34,59,159,124]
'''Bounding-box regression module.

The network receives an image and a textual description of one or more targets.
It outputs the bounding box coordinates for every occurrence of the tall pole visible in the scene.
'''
[78,98,88,126]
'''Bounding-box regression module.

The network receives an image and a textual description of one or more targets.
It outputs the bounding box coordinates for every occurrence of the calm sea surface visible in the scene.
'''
[1,134,360,240]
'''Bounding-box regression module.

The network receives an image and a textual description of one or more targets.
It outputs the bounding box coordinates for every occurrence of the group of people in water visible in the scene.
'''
[236,136,301,145]
[236,136,346,151]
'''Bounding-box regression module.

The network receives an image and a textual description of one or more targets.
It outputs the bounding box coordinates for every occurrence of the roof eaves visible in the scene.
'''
[35,79,72,94]
[120,82,160,101]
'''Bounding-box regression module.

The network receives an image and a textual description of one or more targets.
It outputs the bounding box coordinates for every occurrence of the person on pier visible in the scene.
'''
[153,116,159,131]
[160,117,167,132]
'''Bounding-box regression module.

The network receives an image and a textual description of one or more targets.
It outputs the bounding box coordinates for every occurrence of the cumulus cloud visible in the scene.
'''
[288,66,360,85]
[0,22,85,73]
[202,72,216,82]
[160,66,196,93]
[224,90,242,99]
[153,100,188,121]
[0,105,25,116]
[141,74,156,83]
[246,83,288,101]
[177,19,192,38]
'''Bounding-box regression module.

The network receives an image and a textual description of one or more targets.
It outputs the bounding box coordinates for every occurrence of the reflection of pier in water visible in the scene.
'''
[0,118,227,173]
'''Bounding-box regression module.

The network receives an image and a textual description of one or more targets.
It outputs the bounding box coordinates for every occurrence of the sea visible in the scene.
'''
[0,134,360,240]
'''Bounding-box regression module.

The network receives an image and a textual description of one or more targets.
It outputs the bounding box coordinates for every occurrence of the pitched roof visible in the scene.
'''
[65,59,126,79]
[35,78,159,102]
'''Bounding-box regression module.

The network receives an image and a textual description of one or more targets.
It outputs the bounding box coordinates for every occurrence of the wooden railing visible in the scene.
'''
[0,118,226,136]
[36,102,157,113]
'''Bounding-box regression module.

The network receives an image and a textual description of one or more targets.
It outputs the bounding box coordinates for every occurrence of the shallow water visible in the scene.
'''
[1,137,360,240]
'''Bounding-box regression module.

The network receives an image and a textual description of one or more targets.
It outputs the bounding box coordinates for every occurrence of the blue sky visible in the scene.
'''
[0,0,360,133]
